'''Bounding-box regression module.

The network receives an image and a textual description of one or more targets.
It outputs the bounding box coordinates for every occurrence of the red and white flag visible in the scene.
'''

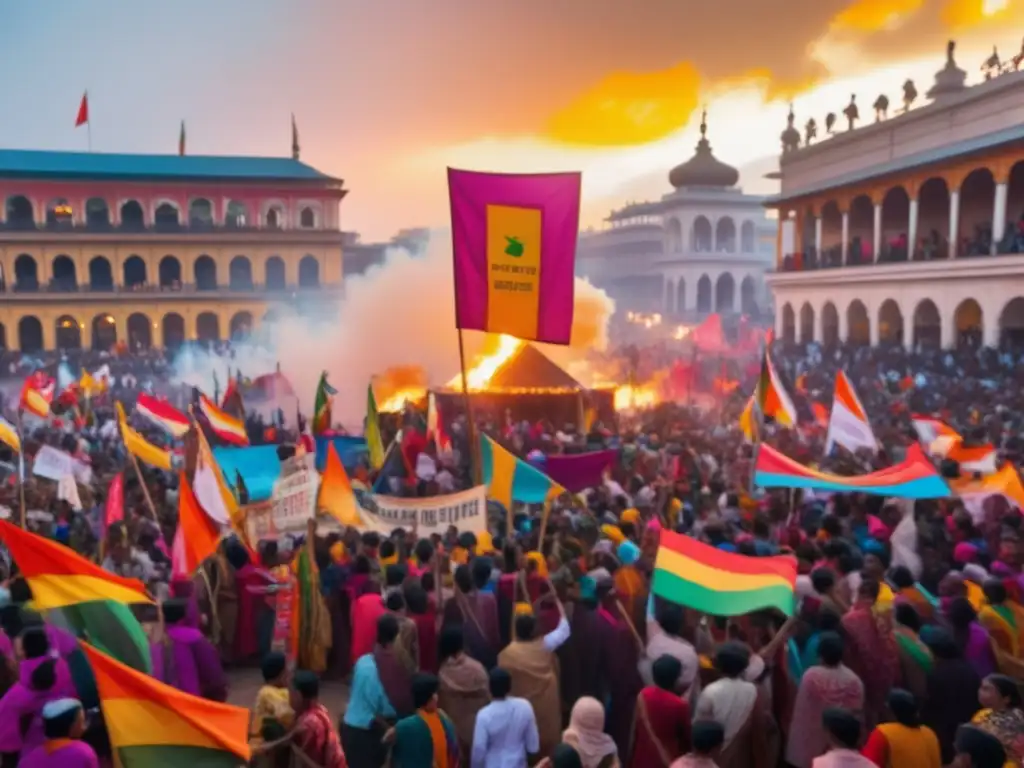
[426,392,451,453]
[198,393,249,446]
[136,393,189,438]
[825,371,877,454]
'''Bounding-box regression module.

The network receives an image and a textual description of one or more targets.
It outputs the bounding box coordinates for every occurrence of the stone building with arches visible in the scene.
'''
[767,46,1024,351]
[0,148,345,352]
[576,113,776,320]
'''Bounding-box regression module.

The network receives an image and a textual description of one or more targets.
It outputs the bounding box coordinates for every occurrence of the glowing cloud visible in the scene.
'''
[943,0,1013,26]
[831,0,925,31]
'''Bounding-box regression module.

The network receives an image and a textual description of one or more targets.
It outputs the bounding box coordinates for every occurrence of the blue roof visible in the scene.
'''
[766,122,1024,204]
[0,148,340,183]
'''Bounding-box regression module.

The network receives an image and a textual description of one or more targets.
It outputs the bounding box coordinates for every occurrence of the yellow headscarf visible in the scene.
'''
[379,554,399,568]
[514,602,534,616]
[451,547,470,566]
[329,542,347,565]
[476,530,495,554]
[526,551,549,578]
[601,524,626,545]
[621,508,640,524]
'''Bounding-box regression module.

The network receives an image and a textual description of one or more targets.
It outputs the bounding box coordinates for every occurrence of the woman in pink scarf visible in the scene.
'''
[840,579,899,729]
[562,697,620,768]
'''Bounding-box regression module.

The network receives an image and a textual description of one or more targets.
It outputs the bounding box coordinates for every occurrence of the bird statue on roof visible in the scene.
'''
[873,94,889,122]
[804,118,817,146]
[843,94,859,130]
[825,112,837,135]
[982,46,1002,79]
[902,79,918,113]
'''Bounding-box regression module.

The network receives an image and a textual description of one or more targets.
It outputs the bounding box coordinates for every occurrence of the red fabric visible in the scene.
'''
[234,564,272,662]
[103,473,124,531]
[75,93,89,127]
[350,593,386,665]
[629,687,691,767]
[411,610,438,673]
[860,728,888,766]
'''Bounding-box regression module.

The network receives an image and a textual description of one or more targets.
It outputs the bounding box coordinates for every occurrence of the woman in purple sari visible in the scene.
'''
[947,596,997,679]
[20,698,98,768]
[150,599,227,701]
[0,627,76,766]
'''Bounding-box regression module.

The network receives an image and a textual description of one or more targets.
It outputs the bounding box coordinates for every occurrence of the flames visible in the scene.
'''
[613,384,659,411]
[446,334,524,391]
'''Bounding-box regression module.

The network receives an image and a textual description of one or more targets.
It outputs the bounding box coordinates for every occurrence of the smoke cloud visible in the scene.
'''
[171,229,615,429]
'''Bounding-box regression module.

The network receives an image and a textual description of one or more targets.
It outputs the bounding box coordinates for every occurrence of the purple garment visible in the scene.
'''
[20,739,99,768]
[150,625,227,701]
[0,630,12,661]
[0,655,77,754]
[528,450,618,493]
[171,579,201,629]
[964,621,997,679]
[45,625,78,660]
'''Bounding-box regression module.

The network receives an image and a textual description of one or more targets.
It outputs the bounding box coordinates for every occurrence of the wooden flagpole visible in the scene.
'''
[457,328,481,487]
[16,409,25,528]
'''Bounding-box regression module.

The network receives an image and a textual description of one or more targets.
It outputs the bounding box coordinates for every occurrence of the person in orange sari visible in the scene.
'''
[978,580,1024,665]
[891,566,937,624]
[614,541,646,633]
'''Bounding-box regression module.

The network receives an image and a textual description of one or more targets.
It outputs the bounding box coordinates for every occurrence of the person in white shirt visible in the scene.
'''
[471,667,539,768]
[643,601,700,702]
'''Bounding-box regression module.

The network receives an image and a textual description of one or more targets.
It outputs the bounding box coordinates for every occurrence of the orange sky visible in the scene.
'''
[2,0,1022,239]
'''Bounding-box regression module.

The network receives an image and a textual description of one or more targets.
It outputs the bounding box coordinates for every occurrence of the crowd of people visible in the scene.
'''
[0,337,1021,767]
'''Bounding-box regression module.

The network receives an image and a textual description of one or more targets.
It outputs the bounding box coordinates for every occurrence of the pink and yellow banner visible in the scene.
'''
[448,168,581,345]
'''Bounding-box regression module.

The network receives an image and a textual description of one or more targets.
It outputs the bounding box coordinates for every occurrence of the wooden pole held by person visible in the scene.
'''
[456,328,482,487]
[128,451,159,521]
[16,410,25,528]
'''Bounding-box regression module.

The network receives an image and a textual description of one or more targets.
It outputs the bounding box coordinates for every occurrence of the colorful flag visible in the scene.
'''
[448,168,581,344]
[172,473,221,579]
[755,351,797,427]
[653,530,797,616]
[0,415,20,453]
[136,393,190,438]
[104,472,125,531]
[911,414,959,446]
[739,395,759,443]
[825,370,877,454]
[952,464,1024,518]
[75,91,89,127]
[931,435,998,475]
[198,394,249,446]
[426,392,450,453]
[365,385,385,470]
[318,443,363,526]
[20,372,54,418]
[313,372,337,436]
[480,435,563,508]
[81,642,251,768]
[193,427,240,530]
[116,402,173,471]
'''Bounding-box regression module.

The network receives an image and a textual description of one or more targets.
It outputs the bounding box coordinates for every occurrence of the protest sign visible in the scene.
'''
[241,460,319,541]
[32,445,76,481]
[354,485,488,537]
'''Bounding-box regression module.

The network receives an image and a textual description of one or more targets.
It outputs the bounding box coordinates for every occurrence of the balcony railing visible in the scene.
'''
[0,220,337,235]
[0,281,330,298]
[776,241,1024,273]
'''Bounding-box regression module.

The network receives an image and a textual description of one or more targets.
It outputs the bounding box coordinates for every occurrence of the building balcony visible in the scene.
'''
[0,220,340,241]
[0,281,338,302]
[767,250,1024,287]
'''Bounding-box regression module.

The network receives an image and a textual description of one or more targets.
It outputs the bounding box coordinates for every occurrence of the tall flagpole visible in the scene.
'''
[86,90,92,153]
[16,409,25,528]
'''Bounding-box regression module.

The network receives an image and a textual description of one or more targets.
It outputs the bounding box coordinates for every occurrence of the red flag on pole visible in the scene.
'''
[75,91,89,128]
[103,472,124,532]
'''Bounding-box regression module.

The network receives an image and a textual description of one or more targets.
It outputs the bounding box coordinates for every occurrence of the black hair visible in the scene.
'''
[412,673,439,709]
[386,592,405,612]
[714,641,750,678]
[438,625,464,662]
[858,577,881,600]
[457,532,477,550]
[986,674,1023,707]
[261,651,287,683]
[924,626,962,660]
[380,540,396,560]
[361,532,381,549]
[810,568,836,595]
[691,720,725,754]
[161,598,188,625]
[9,578,32,605]
[983,579,1008,605]
[414,539,434,564]
[652,654,683,691]
[889,565,915,589]
[385,564,407,588]
[888,689,920,727]
[353,554,372,575]
[948,596,977,630]
[894,602,921,633]
[293,670,319,700]
[454,565,473,594]
[549,744,583,768]
[656,603,683,637]
[376,613,400,646]
[822,707,861,749]
[30,658,56,692]
[403,583,429,615]
[817,631,844,667]
[21,626,50,659]
[818,609,842,633]
[955,724,1007,768]
[515,614,536,641]
[421,572,435,593]
[42,702,81,740]
[489,667,512,698]
[471,557,493,589]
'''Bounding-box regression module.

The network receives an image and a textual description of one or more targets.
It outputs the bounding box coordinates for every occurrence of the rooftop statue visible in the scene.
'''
[982,46,1002,80]
[804,117,817,146]
[825,112,837,134]
[928,39,967,99]
[873,94,889,122]
[843,94,859,131]
[902,79,918,113]
[1013,37,1024,71]
[780,103,801,153]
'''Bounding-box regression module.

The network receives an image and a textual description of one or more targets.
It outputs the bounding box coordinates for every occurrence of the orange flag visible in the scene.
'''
[317,442,363,526]
[171,472,221,579]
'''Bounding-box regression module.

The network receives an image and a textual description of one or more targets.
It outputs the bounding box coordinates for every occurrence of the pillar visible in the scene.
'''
[838,308,849,344]
[873,203,882,261]
[901,314,914,350]
[908,198,919,260]
[775,219,784,268]
[983,321,999,349]
[993,181,1008,253]
[841,210,850,264]
[775,307,787,341]
[948,189,960,259]
[941,313,955,349]
[42,320,55,351]
[80,320,93,351]
[814,216,823,255]
[664,278,674,314]
[815,307,826,344]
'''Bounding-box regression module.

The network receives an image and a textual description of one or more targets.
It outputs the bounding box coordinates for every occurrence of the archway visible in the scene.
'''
[45,198,73,229]
[299,207,316,228]
[127,313,152,350]
[878,299,903,344]
[154,202,180,230]
[847,300,870,345]
[188,198,213,228]
[123,255,147,288]
[159,256,181,288]
[715,273,735,312]
[848,195,874,264]
[51,255,77,291]
[820,201,843,266]
[85,198,110,229]
[14,254,38,292]
[822,302,839,346]
[954,298,983,348]
[120,200,144,230]
[229,256,253,290]
[880,186,910,261]
[675,279,686,313]
[781,304,795,343]
[740,276,757,315]
[1006,160,1024,253]
[692,216,712,252]
[194,255,217,290]
[265,256,286,290]
[959,167,996,257]
[0,323,6,350]
[88,256,113,291]
[740,221,755,252]
[4,196,34,229]
[298,256,320,288]
[265,205,284,229]
[18,316,42,353]
[1000,297,1024,348]
[196,312,220,343]
[162,313,185,349]
[55,315,82,350]
[715,217,736,253]
[696,274,712,313]
[913,299,941,349]
[91,314,117,350]
[666,218,682,253]
[917,177,950,259]
[225,200,249,228]
[230,311,253,339]
[799,303,815,344]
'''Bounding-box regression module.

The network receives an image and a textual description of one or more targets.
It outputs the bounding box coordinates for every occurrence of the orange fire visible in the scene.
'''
[614,383,659,411]
[446,334,524,391]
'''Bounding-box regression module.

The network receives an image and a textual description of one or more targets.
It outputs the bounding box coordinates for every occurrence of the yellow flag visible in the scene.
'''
[0,416,20,453]
[116,402,172,471]
[318,442,363,527]
[365,385,385,470]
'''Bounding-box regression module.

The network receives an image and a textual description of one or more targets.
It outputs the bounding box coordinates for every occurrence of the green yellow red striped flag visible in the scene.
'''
[82,642,251,767]
[0,519,152,610]
[653,530,797,617]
